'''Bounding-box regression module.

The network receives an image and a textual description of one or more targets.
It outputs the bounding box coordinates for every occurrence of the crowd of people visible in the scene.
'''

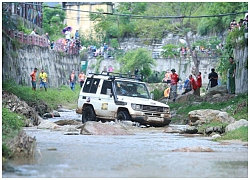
[162,56,236,102]
[228,13,248,32]
[87,42,114,58]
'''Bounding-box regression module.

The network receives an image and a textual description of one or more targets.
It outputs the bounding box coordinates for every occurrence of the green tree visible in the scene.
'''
[117,48,156,81]
[42,4,66,40]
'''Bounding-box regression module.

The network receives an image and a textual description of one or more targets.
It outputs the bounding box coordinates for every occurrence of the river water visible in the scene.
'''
[2,110,248,178]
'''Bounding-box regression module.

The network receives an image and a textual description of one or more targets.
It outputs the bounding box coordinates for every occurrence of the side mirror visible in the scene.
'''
[150,93,154,99]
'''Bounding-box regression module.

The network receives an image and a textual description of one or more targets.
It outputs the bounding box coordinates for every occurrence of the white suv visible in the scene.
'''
[76,72,171,127]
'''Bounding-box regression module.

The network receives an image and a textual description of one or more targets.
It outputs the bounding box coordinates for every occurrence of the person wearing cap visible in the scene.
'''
[170,68,179,102]
[30,67,38,90]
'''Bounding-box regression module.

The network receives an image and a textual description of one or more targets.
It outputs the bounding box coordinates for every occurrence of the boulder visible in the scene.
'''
[188,109,235,124]
[54,120,81,126]
[52,110,60,117]
[37,120,60,129]
[225,119,248,132]
[80,121,134,135]
[207,85,228,95]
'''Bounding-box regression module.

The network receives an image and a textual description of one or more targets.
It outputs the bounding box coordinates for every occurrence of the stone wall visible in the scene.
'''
[234,46,248,94]
[2,34,81,88]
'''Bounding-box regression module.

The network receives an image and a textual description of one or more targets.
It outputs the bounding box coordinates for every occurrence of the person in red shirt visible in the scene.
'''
[170,68,179,102]
[30,67,38,91]
[189,74,198,95]
[196,72,202,96]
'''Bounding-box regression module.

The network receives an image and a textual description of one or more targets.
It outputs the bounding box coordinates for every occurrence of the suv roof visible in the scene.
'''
[87,71,141,81]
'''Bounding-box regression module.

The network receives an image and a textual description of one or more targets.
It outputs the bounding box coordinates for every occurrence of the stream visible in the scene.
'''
[2,110,248,178]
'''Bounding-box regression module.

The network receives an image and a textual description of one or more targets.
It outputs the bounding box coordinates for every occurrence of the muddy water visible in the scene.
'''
[2,110,248,178]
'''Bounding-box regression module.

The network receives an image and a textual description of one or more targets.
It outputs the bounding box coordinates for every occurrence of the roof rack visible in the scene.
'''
[88,71,142,81]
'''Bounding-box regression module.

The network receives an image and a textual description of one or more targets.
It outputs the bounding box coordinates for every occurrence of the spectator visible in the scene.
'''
[45,32,50,45]
[78,71,86,88]
[170,68,179,102]
[134,67,139,80]
[189,74,198,95]
[208,68,218,88]
[30,67,38,91]
[50,40,54,49]
[30,28,37,36]
[39,69,48,91]
[75,30,79,39]
[69,69,77,91]
[182,77,192,95]
[228,57,236,94]
[196,72,202,96]
[65,28,71,41]
[164,84,171,99]
[163,70,171,83]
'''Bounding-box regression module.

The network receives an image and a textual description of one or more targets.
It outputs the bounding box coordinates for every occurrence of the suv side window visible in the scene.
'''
[101,80,113,95]
[82,78,100,93]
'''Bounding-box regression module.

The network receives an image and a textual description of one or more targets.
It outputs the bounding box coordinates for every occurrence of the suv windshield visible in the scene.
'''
[115,80,150,99]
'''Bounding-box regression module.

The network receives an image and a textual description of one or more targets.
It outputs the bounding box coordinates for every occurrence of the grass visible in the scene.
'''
[217,126,248,142]
[2,107,25,158]
[2,79,80,110]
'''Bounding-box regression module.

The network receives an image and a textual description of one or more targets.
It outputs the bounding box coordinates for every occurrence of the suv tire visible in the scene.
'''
[117,111,131,121]
[82,106,96,123]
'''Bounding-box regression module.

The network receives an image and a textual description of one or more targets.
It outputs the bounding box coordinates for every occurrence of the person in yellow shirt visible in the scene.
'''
[164,84,171,99]
[39,69,48,91]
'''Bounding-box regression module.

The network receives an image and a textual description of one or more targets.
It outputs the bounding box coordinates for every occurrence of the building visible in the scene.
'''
[62,2,113,39]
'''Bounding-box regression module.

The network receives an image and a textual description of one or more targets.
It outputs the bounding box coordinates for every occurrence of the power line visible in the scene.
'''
[18,2,247,20]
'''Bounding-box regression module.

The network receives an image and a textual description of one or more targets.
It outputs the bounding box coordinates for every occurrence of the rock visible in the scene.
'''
[212,93,221,98]
[175,91,193,103]
[37,120,60,129]
[64,132,80,135]
[52,110,60,117]
[54,120,81,126]
[42,113,53,119]
[225,119,248,132]
[163,127,181,133]
[212,134,221,139]
[172,146,214,152]
[188,109,235,124]
[180,126,198,134]
[207,85,228,95]
[80,121,134,135]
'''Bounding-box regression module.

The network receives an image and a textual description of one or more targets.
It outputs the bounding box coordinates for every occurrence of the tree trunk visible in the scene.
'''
[185,33,200,76]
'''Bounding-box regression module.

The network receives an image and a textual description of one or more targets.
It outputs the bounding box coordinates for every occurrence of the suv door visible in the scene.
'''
[98,80,116,118]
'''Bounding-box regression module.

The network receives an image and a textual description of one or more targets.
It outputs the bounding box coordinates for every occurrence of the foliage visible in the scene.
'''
[147,71,162,83]
[197,2,248,36]
[42,3,66,41]
[2,107,25,158]
[217,126,248,142]
[117,48,156,81]
[198,121,229,135]
[161,44,179,59]
[150,88,164,101]
[2,3,16,30]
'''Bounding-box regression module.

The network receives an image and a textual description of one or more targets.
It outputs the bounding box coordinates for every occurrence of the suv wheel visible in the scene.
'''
[82,106,96,123]
[117,111,131,121]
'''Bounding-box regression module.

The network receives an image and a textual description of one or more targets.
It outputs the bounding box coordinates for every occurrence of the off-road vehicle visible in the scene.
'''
[76,72,171,127]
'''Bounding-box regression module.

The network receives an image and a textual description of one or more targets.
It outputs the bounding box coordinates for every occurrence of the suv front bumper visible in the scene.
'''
[131,114,171,127]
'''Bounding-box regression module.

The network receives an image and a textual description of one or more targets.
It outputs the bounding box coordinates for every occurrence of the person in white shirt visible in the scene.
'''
[30,28,37,36]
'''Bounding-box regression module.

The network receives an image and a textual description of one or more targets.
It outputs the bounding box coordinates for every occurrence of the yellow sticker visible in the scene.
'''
[101,103,108,110]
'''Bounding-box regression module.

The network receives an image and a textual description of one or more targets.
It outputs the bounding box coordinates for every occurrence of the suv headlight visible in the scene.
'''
[163,107,170,113]
[131,103,142,111]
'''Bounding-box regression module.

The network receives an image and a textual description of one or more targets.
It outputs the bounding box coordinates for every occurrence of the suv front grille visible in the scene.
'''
[142,105,164,112]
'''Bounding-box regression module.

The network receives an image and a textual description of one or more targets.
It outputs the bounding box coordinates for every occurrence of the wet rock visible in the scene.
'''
[54,120,81,126]
[225,119,248,132]
[212,134,221,139]
[52,110,60,117]
[172,146,214,152]
[205,126,225,135]
[64,132,80,135]
[37,120,60,129]
[42,113,53,119]
[47,148,57,151]
[163,127,181,133]
[188,109,235,124]
[80,121,134,135]
[180,126,198,134]
[56,108,73,112]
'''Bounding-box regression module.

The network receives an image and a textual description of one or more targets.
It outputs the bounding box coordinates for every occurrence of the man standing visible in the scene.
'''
[228,57,236,94]
[208,68,218,88]
[78,71,86,88]
[69,69,77,91]
[30,67,38,90]
[170,68,179,102]
[39,69,48,91]
[196,72,202,96]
